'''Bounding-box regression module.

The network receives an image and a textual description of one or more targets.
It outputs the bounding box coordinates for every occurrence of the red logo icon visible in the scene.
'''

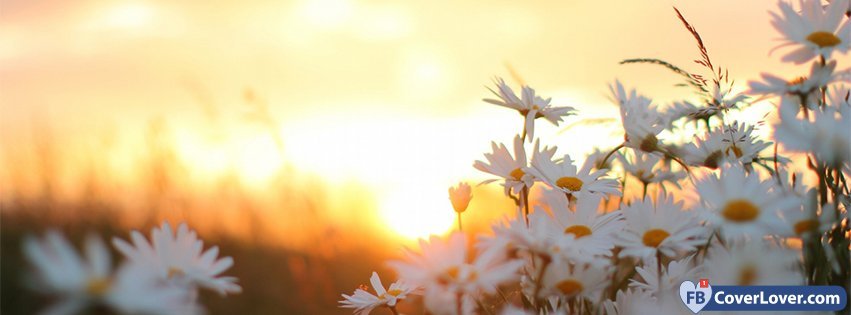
[699,279,709,288]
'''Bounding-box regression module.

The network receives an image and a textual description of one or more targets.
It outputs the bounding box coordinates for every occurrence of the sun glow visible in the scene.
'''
[279,111,516,240]
[380,186,456,240]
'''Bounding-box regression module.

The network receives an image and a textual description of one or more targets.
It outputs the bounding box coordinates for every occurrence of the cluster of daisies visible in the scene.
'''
[22,222,240,315]
[341,0,851,314]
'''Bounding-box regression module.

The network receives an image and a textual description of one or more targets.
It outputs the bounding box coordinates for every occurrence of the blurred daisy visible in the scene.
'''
[488,210,590,265]
[775,92,851,167]
[484,77,577,141]
[24,232,198,315]
[749,61,839,109]
[603,288,688,315]
[630,255,700,296]
[586,147,615,170]
[610,80,665,152]
[422,285,476,315]
[528,153,621,197]
[474,136,555,196]
[388,232,523,295]
[339,272,415,315]
[112,221,242,295]
[540,189,624,258]
[681,122,772,169]
[780,189,837,237]
[704,241,803,286]
[770,0,850,64]
[604,289,655,315]
[617,151,685,187]
[618,194,707,261]
[695,163,798,239]
[539,260,610,301]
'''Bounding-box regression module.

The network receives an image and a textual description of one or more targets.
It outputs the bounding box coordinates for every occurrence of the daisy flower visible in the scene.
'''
[680,121,772,169]
[23,232,199,315]
[630,255,701,296]
[704,241,803,286]
[617,194,707,261]
[474,136,556,196]
[388,232,523,295]
[538,260,610,302]
[749,61,839,109]
[339,272,415,315]
[487,209,592,266]
[770,0,850,64]
[775,92,851,167]
[779,189,837,237]
[604,288,689,315]
[528,152,621,197]
[112,221,242,295]
[540,189,624,258]
[603,289,657,315]
[484,77,577,141]
[617,151,685,187]
[610,80,665,152]
[422,285,476,315]
[695,163,799,239]
[586,147,615,170]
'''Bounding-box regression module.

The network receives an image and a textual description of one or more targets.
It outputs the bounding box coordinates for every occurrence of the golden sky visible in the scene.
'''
[0,0,839,240]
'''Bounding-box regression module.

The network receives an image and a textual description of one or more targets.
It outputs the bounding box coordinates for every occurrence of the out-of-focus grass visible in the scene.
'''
[1,200,408,315]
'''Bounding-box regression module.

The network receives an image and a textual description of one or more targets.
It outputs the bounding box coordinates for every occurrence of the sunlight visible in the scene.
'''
[234,135,284,184]
[102,2,154,29]
[297,0,354,29]
[380,185,456,240]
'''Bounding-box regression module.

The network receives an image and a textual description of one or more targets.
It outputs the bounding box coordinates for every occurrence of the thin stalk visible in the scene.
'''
[601,143,626,167]
[456,292,463,315]
[457,212,463,232]
[521,186,531,227]
[532,257,551,310]
[656,251,664,299]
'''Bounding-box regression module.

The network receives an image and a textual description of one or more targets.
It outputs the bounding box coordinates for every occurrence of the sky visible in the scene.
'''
[0,0,843,240]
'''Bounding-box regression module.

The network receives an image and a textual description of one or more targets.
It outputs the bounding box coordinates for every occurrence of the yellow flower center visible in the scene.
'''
[85,278,111,297]
[726,146,743,158]
[555,279,584,296]
[806,31,841,48]
[738,265,758,286]
[721,199,760,223]
[556,176,583,192]
[380,289,404,299]
[510,168,526,181]
[794,219,819,235]
[639,134,659,152]
[642,229,671,248]
[518,109,545,119]
[168,267,185,279]
[564,225,593,238]
[445,266,459,279]
[703,151,723,169]
[787,76,808,86]
[439,265,476,284]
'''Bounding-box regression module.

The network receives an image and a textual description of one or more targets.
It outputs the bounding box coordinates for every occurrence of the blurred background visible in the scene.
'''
[0,0,820,313]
